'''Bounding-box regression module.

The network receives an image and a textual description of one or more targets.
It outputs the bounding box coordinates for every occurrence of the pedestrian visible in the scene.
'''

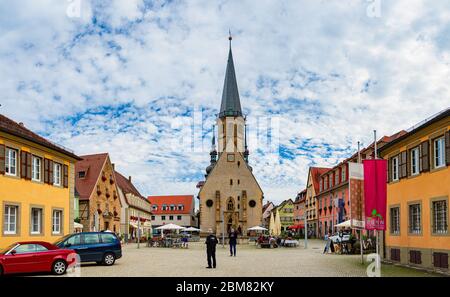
[323,232,331,254]
[205,228,218,269]
[229,228,238,256]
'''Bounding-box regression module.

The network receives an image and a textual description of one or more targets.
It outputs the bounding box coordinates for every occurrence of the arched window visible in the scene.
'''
[227,197,234,211]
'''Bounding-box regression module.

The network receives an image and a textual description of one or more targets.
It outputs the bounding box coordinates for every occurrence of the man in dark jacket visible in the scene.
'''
[205,228,218,268]
[229,228,238,256]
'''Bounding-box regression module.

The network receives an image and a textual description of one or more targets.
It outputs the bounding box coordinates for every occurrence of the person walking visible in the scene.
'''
[229,228,238,257]
[205,228,218,268]
[323,232,331,254]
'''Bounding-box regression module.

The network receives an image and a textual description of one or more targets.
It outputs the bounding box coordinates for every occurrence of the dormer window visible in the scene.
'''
[78,171,86,178]
[170,204,175,211]
[152,205,158,211]
[162,204,167,211]
[178,204,184,210]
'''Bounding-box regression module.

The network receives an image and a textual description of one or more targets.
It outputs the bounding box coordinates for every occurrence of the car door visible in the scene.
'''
[81,233,102,262]
[3,244,38,274]
[32,244,55,272]
[63,234,89,261]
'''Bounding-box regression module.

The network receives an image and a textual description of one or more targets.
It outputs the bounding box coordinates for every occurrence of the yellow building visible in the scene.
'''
[0,114,80,248]
[379,108,449,273]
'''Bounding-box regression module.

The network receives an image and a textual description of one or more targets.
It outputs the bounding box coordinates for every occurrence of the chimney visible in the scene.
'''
[19,122,24,126]
[128,176,132,182]
[112,163,115,170]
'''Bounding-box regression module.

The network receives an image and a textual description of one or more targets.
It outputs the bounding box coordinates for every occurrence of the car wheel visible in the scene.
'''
[52,260,67,275]
[102,253,115,266]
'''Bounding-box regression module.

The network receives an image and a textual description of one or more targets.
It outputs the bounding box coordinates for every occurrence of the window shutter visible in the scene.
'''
[0,144,5,174]
[420,141,429,172]
[442,253,449,269]
[49,160,54,185]
[63,164,68,188]
[387,158,391,182]
[446,131,450,166]
[406,149,411,177]
[44,158,49,184]
[400,151,407,178]
[20,151,27,179]
[26,152,32,180]
[434,253,441,268]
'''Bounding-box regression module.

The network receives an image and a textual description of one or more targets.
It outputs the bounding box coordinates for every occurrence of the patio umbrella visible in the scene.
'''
[155,223,185,230]
[248,226,268,231]
[269,212,275,235]
[74,222,83,229]
[183,227,201,232]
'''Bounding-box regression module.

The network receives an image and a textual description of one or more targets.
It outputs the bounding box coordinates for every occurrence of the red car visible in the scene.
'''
[0,241,77,276]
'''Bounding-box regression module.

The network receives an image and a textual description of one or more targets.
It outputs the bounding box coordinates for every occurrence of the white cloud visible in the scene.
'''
[1,0,449,206]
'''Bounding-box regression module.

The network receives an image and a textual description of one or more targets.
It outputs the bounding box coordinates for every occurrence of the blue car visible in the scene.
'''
[54,232,122,266]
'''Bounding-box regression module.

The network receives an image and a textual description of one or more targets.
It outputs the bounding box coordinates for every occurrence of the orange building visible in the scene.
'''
[379,108,449,273]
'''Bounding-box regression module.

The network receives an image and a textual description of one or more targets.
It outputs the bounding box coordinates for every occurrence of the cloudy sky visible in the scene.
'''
[0,0,449,205]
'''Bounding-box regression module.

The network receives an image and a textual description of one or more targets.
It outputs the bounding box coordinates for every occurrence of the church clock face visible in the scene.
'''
[227,153,235,162]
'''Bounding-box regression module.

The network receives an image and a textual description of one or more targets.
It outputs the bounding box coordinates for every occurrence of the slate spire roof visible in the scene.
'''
[218,35,243,118]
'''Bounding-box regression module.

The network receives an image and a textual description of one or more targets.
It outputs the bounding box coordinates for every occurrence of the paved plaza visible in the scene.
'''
[71,239,440,277]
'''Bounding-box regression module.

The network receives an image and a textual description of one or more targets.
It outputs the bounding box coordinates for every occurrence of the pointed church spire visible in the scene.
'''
[218,32,243,118]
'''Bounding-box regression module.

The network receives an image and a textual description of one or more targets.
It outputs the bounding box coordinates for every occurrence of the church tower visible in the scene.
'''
[198,34,263,237]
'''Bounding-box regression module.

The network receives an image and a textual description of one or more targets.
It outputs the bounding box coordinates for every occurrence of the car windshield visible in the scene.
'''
[0,243,18,254]
[53,234,72,246]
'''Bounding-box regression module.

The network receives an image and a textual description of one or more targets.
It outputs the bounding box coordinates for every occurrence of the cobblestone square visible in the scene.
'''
[74,240,441,277]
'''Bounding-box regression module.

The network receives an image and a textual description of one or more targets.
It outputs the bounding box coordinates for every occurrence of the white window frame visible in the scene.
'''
[32,156,41,182]
[4,205,18,234]
[392,156,399,181]
[5,148,17,176]
[434,137,445,169]
[31,208,42,234]
[53,163,61,186]
[411,147,420,176]
[52,210,62,234]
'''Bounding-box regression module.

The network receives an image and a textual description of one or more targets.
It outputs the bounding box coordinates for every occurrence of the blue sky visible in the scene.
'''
[0,0,449,205]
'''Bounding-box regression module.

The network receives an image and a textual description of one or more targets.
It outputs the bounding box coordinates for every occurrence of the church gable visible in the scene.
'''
[199,151,262,197]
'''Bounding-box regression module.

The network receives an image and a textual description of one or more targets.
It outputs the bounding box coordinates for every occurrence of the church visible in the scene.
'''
[197,36,264,237]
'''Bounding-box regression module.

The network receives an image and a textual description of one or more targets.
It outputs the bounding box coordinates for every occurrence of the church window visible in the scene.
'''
[237,196,240,201]
[238,179,240,185]
[227,153,235,162]
[227,198,234,211]
[249,200,256,208]
[237,161,240,167]
[206,200,213,207]
[230,179,233,185]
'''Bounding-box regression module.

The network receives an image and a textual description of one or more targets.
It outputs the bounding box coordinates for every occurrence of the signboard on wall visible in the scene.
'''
[348,162,365,229]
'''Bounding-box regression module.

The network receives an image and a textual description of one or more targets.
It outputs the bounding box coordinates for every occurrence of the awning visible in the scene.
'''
[74,222,83,229]
[335,220,352,228]
[287,224,304,230]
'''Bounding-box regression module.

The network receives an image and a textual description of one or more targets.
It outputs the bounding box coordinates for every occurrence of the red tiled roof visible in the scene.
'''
[114,171,144,199]
[0,114,81,160]
[310,167,331,194]
[75,153,108,200]
[147,195,194,215]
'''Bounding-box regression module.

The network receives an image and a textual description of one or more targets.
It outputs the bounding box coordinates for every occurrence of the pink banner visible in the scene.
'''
[363,159,387,230]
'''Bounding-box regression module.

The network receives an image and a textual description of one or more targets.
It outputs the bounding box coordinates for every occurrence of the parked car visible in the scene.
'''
[329,232,351,243]
[0,241,76,276]
[54,232,122,266]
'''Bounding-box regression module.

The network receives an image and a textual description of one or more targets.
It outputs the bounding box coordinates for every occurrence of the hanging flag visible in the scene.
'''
[349,162,365,229]
[363,159,387,230]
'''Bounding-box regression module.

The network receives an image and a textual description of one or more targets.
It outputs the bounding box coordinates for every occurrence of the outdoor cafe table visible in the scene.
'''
[283,240,299,247]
